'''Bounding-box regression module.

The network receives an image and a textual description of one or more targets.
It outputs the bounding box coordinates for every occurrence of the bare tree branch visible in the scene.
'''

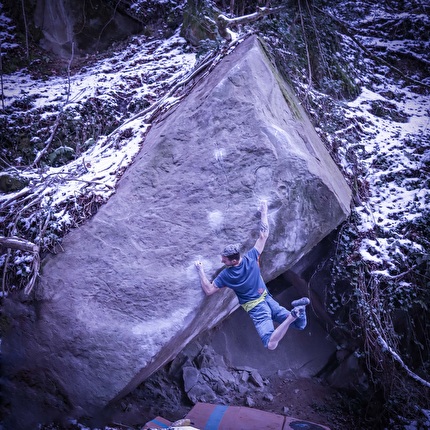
[23,252,40,295]
[0,41,4,110]
[378,334,430,388]
[21,0,29,61]
[32,42,75,166]
[0,236,41,295]
[32,112,63,166]
[217,6,286,40]
[0,236,40,253]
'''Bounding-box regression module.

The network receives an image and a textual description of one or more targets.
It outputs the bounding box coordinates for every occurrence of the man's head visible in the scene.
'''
[221,243,241,266]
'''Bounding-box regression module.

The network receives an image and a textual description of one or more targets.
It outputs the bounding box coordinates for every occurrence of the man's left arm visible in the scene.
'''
[254,200,269,254]
[194,261,219,296]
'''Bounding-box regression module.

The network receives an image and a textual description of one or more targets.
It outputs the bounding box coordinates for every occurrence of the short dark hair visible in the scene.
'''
[224,252,240,261]
[221,243,241,257]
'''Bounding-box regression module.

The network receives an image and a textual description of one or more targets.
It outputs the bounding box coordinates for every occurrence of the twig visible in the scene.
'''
[12,194,44,224]
[24,252,40,295]
[0,41,4,110]
[65,42,75,105]
[32,112,63,167]
[378,334,430,388]
[41,171,115,189]
[96,0,122,50]
[358,264,430,388]
[0,186,32,208]
[21,0,29,61]
[376,265,418,280]
[298,0,312,96]
[1,248,11,296]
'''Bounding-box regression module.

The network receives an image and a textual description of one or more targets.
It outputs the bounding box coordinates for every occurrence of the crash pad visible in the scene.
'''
[185,403,331,430]
[142,416,172,429]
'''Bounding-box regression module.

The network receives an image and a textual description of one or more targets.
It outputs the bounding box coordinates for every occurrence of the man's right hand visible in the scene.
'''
[260,199,268,214]
[194,260,219,296]
[255,199,269,254]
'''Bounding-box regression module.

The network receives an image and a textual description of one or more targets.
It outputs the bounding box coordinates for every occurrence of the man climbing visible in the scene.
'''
[194,200,310,350]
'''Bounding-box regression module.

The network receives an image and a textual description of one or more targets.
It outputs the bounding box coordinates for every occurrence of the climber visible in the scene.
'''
[194,200,310,350]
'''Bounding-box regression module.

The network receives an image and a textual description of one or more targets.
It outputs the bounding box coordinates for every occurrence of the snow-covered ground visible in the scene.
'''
[347,84,428,270]
[1,30,196,207]
[326,2,429,284]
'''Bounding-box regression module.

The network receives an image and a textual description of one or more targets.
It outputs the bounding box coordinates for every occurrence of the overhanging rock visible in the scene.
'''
[4,35,351,426]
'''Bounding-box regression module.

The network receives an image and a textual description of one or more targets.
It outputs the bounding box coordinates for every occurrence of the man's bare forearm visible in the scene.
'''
[194,261,218,295]
[260,199,269,235]
[254,200,269,253]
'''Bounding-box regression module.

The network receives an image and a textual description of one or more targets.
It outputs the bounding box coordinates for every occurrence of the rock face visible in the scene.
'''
[33,0,142,56]
[3,36,351,428]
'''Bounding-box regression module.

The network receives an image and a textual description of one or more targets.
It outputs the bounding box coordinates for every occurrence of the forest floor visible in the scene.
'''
[106,375,361,430]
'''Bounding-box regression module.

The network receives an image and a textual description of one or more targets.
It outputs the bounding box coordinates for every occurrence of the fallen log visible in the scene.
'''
[0,236,40,253]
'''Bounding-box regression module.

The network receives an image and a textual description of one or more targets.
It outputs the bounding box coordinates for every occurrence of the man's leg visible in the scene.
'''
[267,312,297,350]
[248,302,276,348]
[266,296,310,350]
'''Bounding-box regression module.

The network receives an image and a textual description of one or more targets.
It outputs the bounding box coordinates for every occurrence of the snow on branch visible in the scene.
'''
[378,334,430,389]
[0,236,39,253]
[217,6,286,41]
[0,235,40,295]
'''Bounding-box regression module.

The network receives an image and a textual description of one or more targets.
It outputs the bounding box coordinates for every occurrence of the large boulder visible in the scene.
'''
[3,35,351,428]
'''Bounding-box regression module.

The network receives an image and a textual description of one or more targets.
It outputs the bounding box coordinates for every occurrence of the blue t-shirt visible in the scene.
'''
[213,247,267,304]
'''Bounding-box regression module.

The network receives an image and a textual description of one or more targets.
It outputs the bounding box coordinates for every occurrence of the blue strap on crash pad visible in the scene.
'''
[204,404,229,430]
[150,418,170,428]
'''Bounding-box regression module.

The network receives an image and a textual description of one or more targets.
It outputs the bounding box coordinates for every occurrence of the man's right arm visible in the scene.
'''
[194,261,219,295]
[254,200,269,254]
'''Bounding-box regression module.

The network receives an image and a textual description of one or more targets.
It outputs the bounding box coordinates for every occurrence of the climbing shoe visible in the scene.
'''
[291,305,306,319]
[291,297,310,307]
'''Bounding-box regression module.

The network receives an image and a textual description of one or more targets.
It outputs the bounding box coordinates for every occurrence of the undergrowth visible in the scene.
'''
[259,0,430,427]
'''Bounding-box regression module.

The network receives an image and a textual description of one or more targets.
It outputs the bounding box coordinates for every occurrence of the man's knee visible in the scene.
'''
[267,339,278,350]
[261,331,274,349]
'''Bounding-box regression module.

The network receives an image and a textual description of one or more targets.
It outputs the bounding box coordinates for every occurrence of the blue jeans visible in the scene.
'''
[247,294,307,348]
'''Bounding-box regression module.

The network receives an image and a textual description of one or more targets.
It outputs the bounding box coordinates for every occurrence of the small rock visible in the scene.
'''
[187,382,218,405]
[277,369,296,380]
[249,370,264,388]
[246,396,255,407]
[263,393,274,402]
[213,380,228,395]
[239,371,249,384]
[283,406,290,414]
[169,356,192,380]
[195,345,225,369]
[237,383,248,395]
[233,366,257,373]
[182,366,200,392]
